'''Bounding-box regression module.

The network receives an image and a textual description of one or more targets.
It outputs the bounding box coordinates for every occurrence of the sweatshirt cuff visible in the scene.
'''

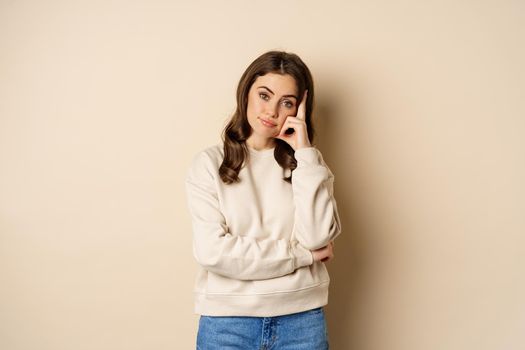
[290,240,314,269]
[294,147,321,168]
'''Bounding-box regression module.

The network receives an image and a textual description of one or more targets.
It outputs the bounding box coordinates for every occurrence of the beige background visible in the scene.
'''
[1,0,524,349]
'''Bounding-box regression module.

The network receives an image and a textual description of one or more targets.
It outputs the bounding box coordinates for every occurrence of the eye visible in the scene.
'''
[283,100,294,109]
[259,93,269,101]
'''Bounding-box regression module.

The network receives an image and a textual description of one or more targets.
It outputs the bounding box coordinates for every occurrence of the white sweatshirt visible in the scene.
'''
[184,143,342,317]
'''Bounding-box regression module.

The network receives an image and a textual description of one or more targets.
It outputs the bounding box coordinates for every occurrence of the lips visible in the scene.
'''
[259,117,276,127]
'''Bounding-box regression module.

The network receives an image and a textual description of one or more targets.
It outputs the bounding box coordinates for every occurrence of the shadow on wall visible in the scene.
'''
[314,83,375,350]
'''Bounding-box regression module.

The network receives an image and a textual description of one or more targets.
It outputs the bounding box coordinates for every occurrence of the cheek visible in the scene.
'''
[279,106,297,119]
[247,98,262,116]
[246,103,255,119]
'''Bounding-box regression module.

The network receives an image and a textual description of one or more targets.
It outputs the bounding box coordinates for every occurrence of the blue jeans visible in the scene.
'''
[196,307,329,350]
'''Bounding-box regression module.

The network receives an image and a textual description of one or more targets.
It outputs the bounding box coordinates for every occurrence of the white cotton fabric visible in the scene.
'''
[184,144,342,317]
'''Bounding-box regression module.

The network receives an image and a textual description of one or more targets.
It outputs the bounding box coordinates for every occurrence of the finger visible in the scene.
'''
[322,255,332,262]
[295,90,307,121]
[296,90,307,121]
[278,117,303,137]
[277,119,293,137]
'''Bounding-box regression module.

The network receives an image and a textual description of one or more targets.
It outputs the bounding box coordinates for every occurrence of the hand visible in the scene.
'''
[274,90,312,151]
[311,241,335,263]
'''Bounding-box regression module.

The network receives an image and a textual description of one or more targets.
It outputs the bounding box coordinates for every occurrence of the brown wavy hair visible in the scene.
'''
[219,50,316,184]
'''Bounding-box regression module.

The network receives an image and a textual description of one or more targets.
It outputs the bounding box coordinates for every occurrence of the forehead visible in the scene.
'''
[252,73,298,95]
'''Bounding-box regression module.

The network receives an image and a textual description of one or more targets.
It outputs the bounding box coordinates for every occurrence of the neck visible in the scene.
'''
[245,137,276,151]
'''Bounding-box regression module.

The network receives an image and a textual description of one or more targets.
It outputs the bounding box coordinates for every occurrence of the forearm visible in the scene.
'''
[186,176,313,281]
[292,147,342,250]
[192,228,313,280]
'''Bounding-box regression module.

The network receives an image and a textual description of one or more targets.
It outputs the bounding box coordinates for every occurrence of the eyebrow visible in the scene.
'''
[257,86,298,100]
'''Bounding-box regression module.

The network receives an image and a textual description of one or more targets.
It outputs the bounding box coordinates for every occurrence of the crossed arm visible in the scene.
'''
[184,147,341,281]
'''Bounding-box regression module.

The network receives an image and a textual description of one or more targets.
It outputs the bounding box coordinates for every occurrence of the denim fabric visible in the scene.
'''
[196,307,329,350]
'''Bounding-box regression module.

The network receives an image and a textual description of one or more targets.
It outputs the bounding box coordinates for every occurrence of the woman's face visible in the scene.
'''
[246,73,299,143]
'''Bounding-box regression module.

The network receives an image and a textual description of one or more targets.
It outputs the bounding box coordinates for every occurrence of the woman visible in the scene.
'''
[185,50,342,349]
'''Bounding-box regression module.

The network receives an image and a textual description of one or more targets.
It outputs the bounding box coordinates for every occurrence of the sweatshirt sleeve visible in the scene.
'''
[291,146,342,250]
[184,150,313,281]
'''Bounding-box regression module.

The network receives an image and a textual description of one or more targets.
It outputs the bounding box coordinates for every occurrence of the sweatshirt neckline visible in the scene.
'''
[247,145,276,157]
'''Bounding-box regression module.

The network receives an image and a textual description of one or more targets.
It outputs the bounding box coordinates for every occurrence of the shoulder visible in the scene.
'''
[293,146,329,167]
[191,143,223,168]
[186,143,224,182]
[294,146,335,179]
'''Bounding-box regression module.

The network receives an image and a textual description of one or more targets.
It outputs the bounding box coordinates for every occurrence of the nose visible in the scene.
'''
[264,102,279,119]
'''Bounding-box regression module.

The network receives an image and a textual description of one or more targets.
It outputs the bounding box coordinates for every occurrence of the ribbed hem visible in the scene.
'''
[195,281,329,317]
